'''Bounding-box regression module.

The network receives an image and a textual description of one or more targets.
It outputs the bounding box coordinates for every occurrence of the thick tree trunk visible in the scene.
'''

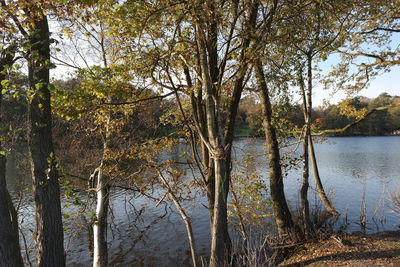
[194,1,259,264]
[210,158,231,265]
[196,20,231,266]
[27,13,65,267]
[0,49,24,267]
[255,61,299,241]
[0,156,24,267]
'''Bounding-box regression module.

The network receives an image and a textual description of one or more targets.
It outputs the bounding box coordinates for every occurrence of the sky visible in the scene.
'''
[50,23,400,108]
[312,34,400,106]
[313,65,400,107]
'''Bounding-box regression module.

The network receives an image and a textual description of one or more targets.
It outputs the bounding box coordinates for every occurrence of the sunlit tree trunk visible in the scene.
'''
[299,63,313,236]
[93,161,109,267]
[93,32,111,267]
[303,54,338,217]
[196,24,231,263]
[255,61,300,241]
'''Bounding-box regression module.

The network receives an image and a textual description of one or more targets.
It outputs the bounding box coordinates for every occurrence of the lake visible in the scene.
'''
[6,136,400,266]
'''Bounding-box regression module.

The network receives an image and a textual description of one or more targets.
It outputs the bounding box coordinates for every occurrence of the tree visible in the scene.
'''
[113,0,263,264]
[0,40,24,267]
[0,1,66,265]
[285,0,353,223]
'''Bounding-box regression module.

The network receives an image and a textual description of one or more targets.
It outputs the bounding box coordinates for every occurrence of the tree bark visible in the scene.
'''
[299,65,313,236]
[0,49,24,266]
[303,55,338,217]
[93,30,112,267]
[27,13,65,267]
[255,61,299,241]
[158,170,198,267]
[92,163,109,267]
[193,1,259,264]
[308,136,339,216]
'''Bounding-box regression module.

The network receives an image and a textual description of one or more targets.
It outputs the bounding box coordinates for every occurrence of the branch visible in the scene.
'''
[338,49,386,63]
[99,91,174,106]
[361,27,400,34]
[315,105,399,135]
[1,0,28,36]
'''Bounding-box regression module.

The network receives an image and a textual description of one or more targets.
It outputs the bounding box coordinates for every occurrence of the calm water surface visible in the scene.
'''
[6,136,400,266]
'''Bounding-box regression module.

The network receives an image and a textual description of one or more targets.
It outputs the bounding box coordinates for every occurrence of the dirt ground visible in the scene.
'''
[279,231,400,267]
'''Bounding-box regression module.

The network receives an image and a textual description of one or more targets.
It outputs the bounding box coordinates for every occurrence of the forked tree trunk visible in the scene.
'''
[27,12,65,267]
[193,1,259,264]
[0,51,24,265]
[196,21,231,266]
[255,61,299,241]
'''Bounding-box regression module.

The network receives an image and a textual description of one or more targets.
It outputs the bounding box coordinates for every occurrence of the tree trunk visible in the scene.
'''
[27,13,65,267]
[0,47,24,267]
[0,156,24,267]
[92,163,109,267]
[158,170,198,267]
[195,20,231,265]
[93,32,113,267]
[303,55,338,217]
[300,129,313,236]
[210,158,231,266]
[255,61,299,241]
[308,136,339,216]
[194,1,259,264]
[299,65,313,237]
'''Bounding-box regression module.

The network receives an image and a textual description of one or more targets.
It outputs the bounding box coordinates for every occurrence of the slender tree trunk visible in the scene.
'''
[299,66,313,236]
[92,106,111,267]
[0,53,24,265]
[255,61,299,241]
[308,136,339,216]
[158,170,198,267]
[300,129,312,236]
[93,162,109,267]
[303,55,338,217]
[27,13,65,267]
[93,33,112,267]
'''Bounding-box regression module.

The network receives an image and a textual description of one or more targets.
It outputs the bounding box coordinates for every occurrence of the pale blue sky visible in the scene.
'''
[313,65,400,106]
[313,34,400,106]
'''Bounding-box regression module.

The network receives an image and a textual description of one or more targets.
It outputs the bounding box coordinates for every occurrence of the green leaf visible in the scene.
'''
[1,79,10,88]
